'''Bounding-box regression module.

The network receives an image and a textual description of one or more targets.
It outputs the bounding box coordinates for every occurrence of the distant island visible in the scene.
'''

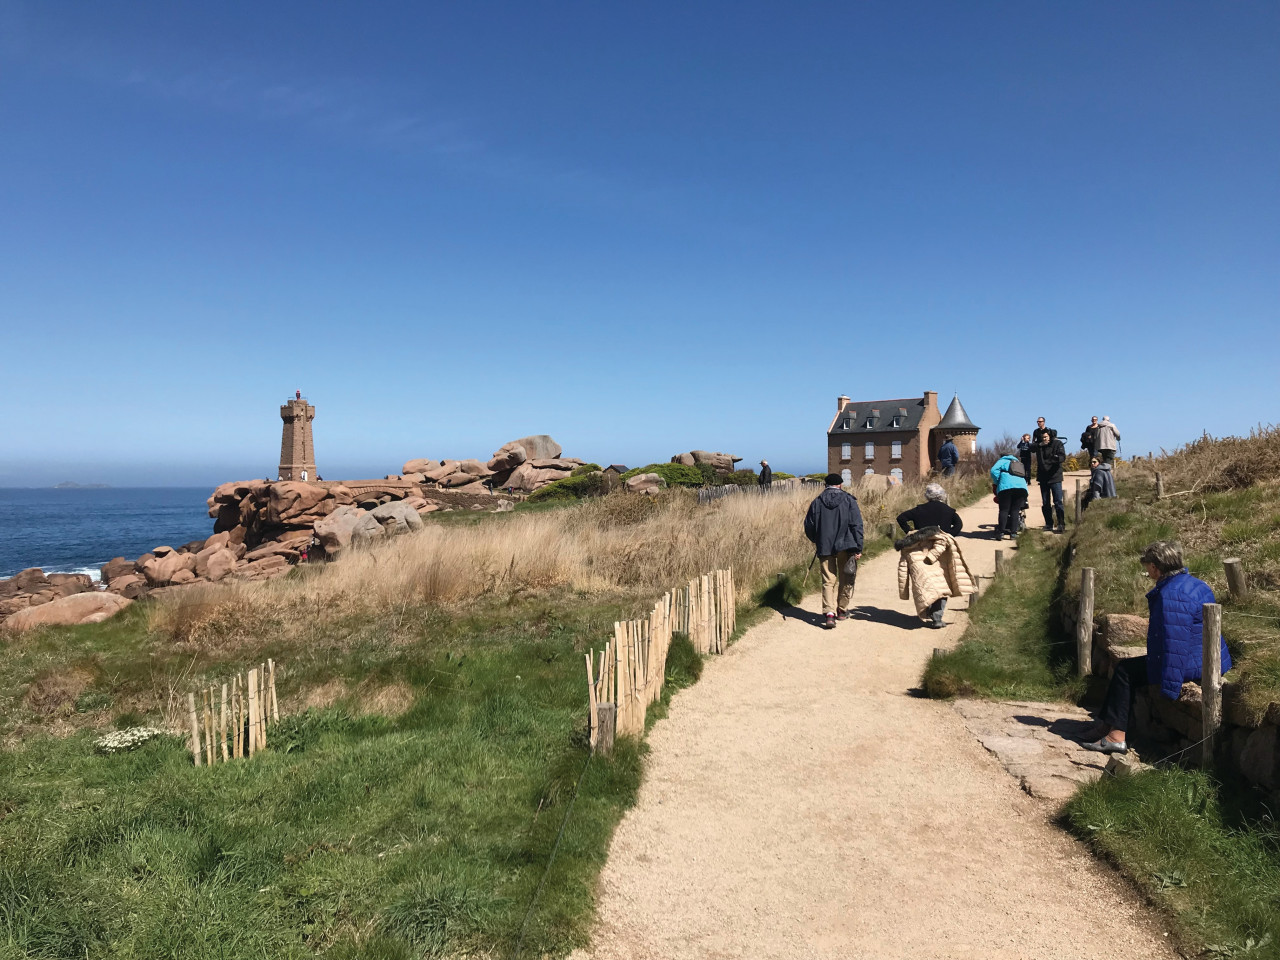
[52,482,111,489]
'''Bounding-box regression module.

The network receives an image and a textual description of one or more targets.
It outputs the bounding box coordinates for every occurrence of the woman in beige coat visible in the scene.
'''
[896,498,977,628]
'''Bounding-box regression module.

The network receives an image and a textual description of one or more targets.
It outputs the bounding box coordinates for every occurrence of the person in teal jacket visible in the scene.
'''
[989,454,1028,541]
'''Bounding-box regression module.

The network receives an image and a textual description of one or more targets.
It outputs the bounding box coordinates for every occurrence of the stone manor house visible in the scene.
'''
[826,390,979,483]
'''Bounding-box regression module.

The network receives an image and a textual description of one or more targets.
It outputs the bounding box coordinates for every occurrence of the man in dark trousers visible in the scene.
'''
[804,474,864,630]
[937,435,959,477]
[759,459,773,488]
[1035,428,1067,533]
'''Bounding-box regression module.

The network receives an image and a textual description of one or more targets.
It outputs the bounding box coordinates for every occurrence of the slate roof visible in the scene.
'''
[828,397,927,435]
[937,394,979,431]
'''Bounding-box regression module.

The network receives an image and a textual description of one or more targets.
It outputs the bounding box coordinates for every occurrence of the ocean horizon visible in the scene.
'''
[0,487,214,580]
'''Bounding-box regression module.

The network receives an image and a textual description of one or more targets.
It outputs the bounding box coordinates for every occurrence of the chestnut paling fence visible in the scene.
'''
[186,659,281,765]
[585,569,736,752]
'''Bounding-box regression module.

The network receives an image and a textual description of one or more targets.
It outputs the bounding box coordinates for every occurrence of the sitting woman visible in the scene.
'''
[1081,455,1117,511]
[896,483,963,538]
[1082,540,1232,754]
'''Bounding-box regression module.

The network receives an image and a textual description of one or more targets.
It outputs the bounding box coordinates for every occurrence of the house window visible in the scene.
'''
[891,441,902,460]
[842,418,851,429]
[971,438,977,454]
[841,469,851,485]
[840,443,851,461]
[890,467,904,482]
[864,417,875,429]
[865,467,875,476]
[865,441,875,460]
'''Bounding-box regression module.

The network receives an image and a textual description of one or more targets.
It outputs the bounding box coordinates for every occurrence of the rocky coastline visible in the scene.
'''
[0,437,746,632]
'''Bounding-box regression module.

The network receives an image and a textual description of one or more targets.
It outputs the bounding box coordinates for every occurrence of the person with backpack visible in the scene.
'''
[803,474,864,629]
[1080,416,1100,458]
[936,435,959,477]
[1035,429,1067,533]
[989,453,1028,540]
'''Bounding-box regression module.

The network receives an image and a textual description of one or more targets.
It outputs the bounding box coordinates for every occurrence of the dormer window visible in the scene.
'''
[890,416,904,428]
[842,418,851,429]
[864,416,875,429]
[891,406,907,428]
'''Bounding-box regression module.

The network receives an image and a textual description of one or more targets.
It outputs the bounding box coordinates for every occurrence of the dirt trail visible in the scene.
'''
[574,481,1175,960]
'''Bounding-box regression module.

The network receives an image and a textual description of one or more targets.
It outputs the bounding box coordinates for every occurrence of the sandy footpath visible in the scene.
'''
[573,481,1175,960]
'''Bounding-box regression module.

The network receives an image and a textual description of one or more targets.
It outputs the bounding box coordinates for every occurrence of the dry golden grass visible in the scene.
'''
[1127,423,1280,494]
[149,477,970,646]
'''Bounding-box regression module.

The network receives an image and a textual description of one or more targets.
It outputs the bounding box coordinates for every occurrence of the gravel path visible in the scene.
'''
[573,483,1175,960]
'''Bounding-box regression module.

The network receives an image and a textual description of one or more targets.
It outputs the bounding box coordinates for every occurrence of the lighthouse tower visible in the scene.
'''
[278,390,316,482]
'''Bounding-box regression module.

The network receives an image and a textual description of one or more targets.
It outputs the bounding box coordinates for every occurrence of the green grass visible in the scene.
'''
[922,535,1085,702]
[1065,479,1280,721]
[0,599,657,959]
[1065,768,1280,959]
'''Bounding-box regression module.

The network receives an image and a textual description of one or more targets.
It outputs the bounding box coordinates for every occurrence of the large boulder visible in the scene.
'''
[101,557,139,584]
[3,592,132,632]
[370,501,425,535]
[140,551,198,587]
[403,458,437,475]
[12,568,51,593]
[105,573,148,599]
[487,443,529,472]
[625,473,667,495]
[506,462,570,492]
[314,506,384,558]
[47,574,93,598]
[856,474,892,496]
[507,435,562,460]
[267,482,331,524]
[422,461,461,483]
[204,549,239,582]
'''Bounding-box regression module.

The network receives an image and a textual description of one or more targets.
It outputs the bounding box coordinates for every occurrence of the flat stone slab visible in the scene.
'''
[955,698,1139,802]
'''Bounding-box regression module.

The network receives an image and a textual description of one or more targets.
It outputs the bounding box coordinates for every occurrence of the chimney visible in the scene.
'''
[837,395,850,412]
[924,390,938,411]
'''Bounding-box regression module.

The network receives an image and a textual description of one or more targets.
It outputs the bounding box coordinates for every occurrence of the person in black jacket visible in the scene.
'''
[804,474,864,629]
[1080,416,1100,457]
[759,460,773,488]
[1035,429,1067,533]
[897,483,963,537]
[1032,417,1054,445]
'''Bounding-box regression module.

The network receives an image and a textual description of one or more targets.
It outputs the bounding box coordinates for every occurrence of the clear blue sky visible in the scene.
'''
[2,2,1276,485]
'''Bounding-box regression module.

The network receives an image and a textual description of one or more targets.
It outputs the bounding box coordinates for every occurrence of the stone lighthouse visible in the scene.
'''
[278,390,316,482]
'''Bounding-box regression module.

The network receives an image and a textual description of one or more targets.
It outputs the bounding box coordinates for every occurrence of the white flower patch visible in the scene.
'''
[94,727,167,754]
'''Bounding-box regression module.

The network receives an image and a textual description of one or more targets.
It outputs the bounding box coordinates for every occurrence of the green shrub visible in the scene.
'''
[526,469,605,503]
[619,463,706,487]
[772,472,795,481]
[723,470,758,486]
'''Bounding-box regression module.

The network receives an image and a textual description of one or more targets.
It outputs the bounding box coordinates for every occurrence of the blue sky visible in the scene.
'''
[1,2,1277,485]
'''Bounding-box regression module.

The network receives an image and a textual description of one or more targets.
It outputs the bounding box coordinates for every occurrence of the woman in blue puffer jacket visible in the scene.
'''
[988,454,1028,541]
[1082,540,1232,754]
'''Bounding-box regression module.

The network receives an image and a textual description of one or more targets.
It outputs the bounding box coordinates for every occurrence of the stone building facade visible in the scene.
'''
[826,391,979,483]
[278,393,316,482]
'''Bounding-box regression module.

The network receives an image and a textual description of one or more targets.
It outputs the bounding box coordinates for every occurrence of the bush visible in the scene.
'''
[526,469,605,503]
[620,463,707,487]
[723,470,758,486]
[772,472,795,481]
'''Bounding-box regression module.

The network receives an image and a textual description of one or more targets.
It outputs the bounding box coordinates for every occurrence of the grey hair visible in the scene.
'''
[924,483,948,504]
[1140,540,1184,575]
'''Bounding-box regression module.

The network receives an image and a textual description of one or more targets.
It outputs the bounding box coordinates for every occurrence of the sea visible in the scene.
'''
[0,488,214,581]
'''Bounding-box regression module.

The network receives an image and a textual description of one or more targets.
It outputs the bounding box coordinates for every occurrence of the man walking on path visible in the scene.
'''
[936,435,959,477]
[1080,416,1100,457]
[804,474,864,629]
[1035,429,1067,533]
[758,460,772,488]
[1096,415,1121,464]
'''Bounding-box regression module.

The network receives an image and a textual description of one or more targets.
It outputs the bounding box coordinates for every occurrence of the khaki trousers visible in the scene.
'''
[819,551,858,615]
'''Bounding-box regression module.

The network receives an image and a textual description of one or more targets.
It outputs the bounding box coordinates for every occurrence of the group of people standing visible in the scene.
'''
[988,415,1121,540]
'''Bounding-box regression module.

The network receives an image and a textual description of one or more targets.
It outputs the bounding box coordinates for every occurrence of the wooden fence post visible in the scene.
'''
[994,550,1004,576]
[1077,568,1095,678]
[596,702,616,755]
[247,668,258,758]
[1202,602,1223,768]
[1223,558,1248,599]
[220,683,229,762]
[1155,472,1164,499]
[1074,480,1083,523]
[187,692,202,766]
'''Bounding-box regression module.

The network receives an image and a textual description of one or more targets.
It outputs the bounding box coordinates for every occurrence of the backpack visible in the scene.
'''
[1006,459,1027,478]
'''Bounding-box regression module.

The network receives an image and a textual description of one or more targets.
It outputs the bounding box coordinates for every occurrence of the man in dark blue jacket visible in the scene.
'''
[937,436,959,477]
[1082,540,1232,754]
[804,474,864,629]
